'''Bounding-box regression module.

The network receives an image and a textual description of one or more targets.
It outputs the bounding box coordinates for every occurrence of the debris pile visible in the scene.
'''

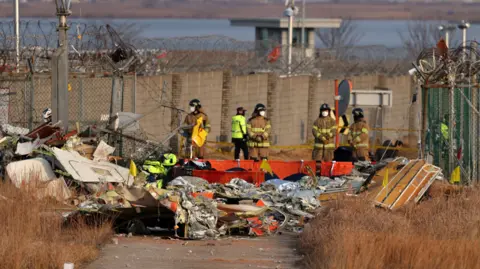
[0,121,445,240]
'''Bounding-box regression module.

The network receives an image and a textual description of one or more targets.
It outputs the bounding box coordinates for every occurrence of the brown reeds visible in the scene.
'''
[300,187,480,269]
[0,180,112,269]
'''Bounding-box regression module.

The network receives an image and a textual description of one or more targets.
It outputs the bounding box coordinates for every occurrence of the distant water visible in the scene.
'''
[2,18,480,48]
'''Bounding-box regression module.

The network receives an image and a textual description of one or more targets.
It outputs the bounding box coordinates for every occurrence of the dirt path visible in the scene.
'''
[86,233,303,269]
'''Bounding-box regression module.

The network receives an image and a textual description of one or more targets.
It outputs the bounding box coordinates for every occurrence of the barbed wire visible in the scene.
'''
[415,41,480,84]
[0,20,412,76]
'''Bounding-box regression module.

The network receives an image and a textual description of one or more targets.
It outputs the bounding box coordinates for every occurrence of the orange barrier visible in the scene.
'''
[320,162,354,177]
[204,160,316,179]
[205,160,255,171]
[192,170,265,186]
[263,160,316,179]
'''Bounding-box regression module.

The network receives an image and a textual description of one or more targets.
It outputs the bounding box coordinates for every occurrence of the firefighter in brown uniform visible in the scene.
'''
[183,99,211,159]
[312,103,337,163]
[348,108,370,161]
[247,103,271,161]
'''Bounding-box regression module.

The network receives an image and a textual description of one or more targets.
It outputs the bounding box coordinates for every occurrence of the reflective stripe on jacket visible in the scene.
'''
[312,116,337,149]
[247,116,271,148]
[349,120,370,149]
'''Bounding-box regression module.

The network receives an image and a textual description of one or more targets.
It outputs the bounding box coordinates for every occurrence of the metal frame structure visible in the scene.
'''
[414,37,480,183]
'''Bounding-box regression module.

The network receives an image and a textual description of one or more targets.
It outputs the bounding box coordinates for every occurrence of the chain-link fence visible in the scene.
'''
[0,73,159,159]
[425,86,477,183]
[416,41,480,183]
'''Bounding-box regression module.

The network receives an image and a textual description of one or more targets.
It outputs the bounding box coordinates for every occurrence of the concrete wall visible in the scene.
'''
[3,71,416,151]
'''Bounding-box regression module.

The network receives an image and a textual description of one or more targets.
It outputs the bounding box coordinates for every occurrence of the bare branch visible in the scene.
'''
[399,21,444,60]
[315,18,363,59]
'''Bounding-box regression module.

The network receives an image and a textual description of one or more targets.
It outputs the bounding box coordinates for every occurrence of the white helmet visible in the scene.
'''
[42,108,52,122]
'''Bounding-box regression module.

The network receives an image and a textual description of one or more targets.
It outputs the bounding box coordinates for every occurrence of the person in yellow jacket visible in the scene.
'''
[247,103,271,161]
[231,107,249,160]
[348,108,370,161]
[312,103,337,163]
[183,99,211,159]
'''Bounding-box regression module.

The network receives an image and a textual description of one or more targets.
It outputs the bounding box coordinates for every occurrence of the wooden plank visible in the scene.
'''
[373,161,415,205]
[373,160,424,207]
[391,164,440,209]
[382,160,426,207]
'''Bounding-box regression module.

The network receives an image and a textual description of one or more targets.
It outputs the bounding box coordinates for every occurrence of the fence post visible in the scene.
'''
[79,77,84,122]
[267,73,278,145]
[118,76,125,156]
[307,75,318,143]
[30,76,34,130]
[132,72,136,113]
[120,76,125,112]
[170,74,183,154]
[219,70,232,142]
[448,84,455,177]
[471,41,478,183]
[108,76,117,147]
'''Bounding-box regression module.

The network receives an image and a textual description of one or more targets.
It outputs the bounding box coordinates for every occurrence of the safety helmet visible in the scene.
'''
[352,108,364,117]
[42,108,52,122]
[320,103,331,112]
[254,103,266,112]
[162,153,177,167]
[189,99,201,108]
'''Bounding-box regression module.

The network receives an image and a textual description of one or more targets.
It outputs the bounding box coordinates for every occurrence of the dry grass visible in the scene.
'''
[0,182,112,269]
[300,187,480,269]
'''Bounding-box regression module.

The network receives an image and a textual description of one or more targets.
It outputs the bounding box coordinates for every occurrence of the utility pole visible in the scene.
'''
[458,21,470,62]
[438,24,456,48]
[51,0,71,132]
[284,0,297,76]
[301,0,305,48]
[14,0,20,72]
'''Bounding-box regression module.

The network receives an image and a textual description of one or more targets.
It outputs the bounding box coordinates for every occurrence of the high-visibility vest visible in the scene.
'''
[441,123,448,140]
[142,160,166,175]
[231,115,247,139]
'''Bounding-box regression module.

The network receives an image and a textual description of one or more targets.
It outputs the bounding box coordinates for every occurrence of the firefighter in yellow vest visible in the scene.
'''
[183,99,211,159]
[231,107,249,160]
[348,108,370,161]
[312,103,337,163]
[247,103,271,161]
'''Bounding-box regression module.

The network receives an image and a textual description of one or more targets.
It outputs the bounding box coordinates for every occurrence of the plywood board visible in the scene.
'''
[374,160,421,206]
[374,160,425,208]
[391,164,441,209]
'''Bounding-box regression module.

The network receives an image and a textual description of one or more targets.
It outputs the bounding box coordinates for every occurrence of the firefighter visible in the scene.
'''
[247,103,271,161]
[312,103,337,163]
[142,153,178,188]
[231,107,249,160]
[348,108,370,161]
[183,99,211,159]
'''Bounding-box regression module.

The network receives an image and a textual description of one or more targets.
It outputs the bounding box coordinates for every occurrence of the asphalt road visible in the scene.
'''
[85,233,304,269]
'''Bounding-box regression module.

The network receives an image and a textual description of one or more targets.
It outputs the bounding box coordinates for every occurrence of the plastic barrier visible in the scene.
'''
[320,161,354,177]
[192,170,265,186]
[261,160,316,179]
[204,160,316,180]
[205,160,255,171]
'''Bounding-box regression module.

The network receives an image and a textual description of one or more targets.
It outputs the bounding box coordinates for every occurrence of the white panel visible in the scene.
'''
[349,90,393,107]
